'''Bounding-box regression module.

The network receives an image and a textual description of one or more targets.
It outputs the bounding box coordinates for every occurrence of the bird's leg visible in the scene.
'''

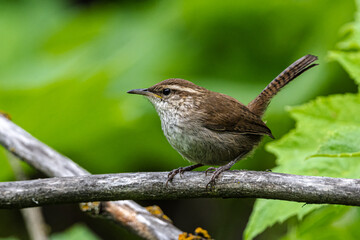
[204,167,216,176]
[205,152,247,189]
[166,163,203,186]
[205,160,238,189]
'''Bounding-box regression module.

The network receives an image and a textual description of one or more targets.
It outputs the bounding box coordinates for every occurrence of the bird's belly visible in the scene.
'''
[163,123,261,166]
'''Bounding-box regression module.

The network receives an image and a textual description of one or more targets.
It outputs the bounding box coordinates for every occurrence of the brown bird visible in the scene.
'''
[128,55,318,187]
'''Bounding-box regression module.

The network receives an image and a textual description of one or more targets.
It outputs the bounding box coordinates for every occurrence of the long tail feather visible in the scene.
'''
[247,54,318,117]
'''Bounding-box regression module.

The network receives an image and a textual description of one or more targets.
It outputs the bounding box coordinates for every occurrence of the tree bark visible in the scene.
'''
[1,171,360,208]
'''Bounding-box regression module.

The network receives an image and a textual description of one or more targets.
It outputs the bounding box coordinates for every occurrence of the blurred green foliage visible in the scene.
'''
[51,224,99,240]
[0,0,357,239]
[0,224,101,240]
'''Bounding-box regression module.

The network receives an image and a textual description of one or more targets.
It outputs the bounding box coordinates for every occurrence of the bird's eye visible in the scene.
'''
[162,88,171,95]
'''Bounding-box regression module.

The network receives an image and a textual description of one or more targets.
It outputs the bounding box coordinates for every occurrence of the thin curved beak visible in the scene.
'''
[127,88,162,99]
[127,88,149,96]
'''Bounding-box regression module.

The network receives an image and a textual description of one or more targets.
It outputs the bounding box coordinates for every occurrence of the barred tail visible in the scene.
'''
[247,54,318,117]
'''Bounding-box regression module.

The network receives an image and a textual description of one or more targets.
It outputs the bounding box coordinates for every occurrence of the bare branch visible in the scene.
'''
[0,171,360,208]
[0,115,182,240]
[20,208,49,240]
[8,154,48,240]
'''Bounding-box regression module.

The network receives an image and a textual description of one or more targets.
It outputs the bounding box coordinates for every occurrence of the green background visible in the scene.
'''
[0,0,357,239]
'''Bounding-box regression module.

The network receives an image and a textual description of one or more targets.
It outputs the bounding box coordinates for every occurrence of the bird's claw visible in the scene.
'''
[204,167,216,176]
[205,171,221,190]
[205,165,232,190]
[166,167,185,186]
[165,164,203,187]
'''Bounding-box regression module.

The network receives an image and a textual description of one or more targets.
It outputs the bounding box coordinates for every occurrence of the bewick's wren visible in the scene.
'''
[128,55,318,187]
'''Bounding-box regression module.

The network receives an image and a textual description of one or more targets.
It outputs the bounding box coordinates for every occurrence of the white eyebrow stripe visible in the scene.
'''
[163,85,200,94]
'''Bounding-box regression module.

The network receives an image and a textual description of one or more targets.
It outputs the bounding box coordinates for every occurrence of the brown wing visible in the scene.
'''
[199,92,274,138]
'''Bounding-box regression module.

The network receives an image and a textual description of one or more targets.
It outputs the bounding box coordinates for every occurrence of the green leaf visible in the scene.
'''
[244,200,320,240]
[244,93,360,240]
[309,126,360,158]
[328,0,360,87]
[329,51,360,87]
[50,224,99,240]
[280,206,360,240]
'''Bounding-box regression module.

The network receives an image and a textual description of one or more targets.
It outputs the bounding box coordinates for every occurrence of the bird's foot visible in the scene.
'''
[205,166,230,189]
[204,167,216,176]
[205,160,237,189]
[166,167,187,185]
[166,163,203,186]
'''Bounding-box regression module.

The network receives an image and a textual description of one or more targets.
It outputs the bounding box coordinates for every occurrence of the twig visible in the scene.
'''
[20,208,49,240]
[0,115,182,240]
[8,154,48,240]
[0,171,360,208]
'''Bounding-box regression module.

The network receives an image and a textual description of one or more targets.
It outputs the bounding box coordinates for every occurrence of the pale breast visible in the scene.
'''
[161,119,261,166]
